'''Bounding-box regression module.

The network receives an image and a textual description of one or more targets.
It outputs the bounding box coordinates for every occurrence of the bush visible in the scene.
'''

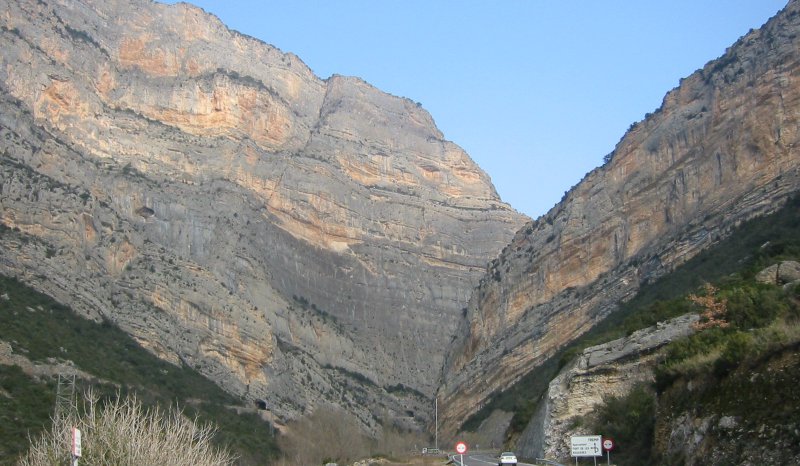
[654,328,728,392]
[18,391,235,466]
[714,331,754,376]
[591,384,656,465]
[722,284,794,329]
[277,406,368,465]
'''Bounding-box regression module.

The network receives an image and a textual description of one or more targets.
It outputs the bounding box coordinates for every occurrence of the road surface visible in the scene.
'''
[449,452,536,466]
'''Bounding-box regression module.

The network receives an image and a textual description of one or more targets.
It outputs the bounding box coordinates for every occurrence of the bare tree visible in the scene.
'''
[19,390,235,466]
[277,405,428,464]
[277,405,368,464]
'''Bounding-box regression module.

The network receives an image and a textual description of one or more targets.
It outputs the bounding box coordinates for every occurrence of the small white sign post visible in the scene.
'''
[603,438,614,466]
[71,427,82,466]
[570,435,602,465]
[455,441,468,465]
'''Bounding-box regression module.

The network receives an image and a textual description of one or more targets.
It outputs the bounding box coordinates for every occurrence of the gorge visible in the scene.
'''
[1,0,799,455]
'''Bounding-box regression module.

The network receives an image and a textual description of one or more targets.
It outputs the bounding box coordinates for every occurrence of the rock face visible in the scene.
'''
[755,260,800,285]
[515,314,698,461]
[0,0,527,431]
[440,0,800,434]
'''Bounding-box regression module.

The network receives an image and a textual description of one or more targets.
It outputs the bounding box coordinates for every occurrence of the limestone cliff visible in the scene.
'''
[0,0,527,431]
[441,0,800,434]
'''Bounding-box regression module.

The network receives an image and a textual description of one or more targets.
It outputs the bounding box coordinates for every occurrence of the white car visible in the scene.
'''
[499,451,517,465]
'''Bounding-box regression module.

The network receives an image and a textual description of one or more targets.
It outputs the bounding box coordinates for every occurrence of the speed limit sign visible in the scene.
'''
[455,441,468,455]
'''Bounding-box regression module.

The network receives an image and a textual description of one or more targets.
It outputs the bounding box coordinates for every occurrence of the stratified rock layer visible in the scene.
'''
[0,0,527,430]
[441,0,800,434]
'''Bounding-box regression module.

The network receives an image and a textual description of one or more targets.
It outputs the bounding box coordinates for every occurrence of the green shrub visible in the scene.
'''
[722,283,794,329]
[714,331,754,376]
[591,384,656,465]
[655,327,725,392]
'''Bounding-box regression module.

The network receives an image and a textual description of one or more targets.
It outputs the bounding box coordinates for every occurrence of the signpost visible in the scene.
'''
[602,438,614,466]
[71,427,81,466]
[455,441,468,465]
[570,435,601,465]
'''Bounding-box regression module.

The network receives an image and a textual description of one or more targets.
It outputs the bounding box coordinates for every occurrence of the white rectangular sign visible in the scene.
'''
[72,427,82,457]
[570,435,601,457]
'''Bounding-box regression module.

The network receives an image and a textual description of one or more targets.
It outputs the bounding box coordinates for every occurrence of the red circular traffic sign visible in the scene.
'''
[455,441,468,454]
[603,438,614,451]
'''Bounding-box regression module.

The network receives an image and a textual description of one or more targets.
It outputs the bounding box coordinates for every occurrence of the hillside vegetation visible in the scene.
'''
[589,282,800,464]
[0,276,279,465]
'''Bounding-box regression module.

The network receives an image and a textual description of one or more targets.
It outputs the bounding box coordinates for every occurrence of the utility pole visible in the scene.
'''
[55,374,77,465]
[434,396,438,451]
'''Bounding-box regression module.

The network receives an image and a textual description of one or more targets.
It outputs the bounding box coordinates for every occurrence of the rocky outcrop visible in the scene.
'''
[441,0,800,434]
[0,0,526,431]
[755,260,800,285]
[515,314,698,461]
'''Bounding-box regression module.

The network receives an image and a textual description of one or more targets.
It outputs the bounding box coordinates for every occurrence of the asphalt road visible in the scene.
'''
[449,452,536,466]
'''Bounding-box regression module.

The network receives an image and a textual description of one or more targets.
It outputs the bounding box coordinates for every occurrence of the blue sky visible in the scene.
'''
[162,1,786,219]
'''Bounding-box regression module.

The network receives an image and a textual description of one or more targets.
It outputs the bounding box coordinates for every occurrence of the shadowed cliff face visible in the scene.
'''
[440,0,800,434]
[0,0,527,431]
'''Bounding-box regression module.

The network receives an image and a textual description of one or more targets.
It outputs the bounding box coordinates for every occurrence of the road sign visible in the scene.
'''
[603,438,614,451]
[570,435,601,457]
[455,441,468,454]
